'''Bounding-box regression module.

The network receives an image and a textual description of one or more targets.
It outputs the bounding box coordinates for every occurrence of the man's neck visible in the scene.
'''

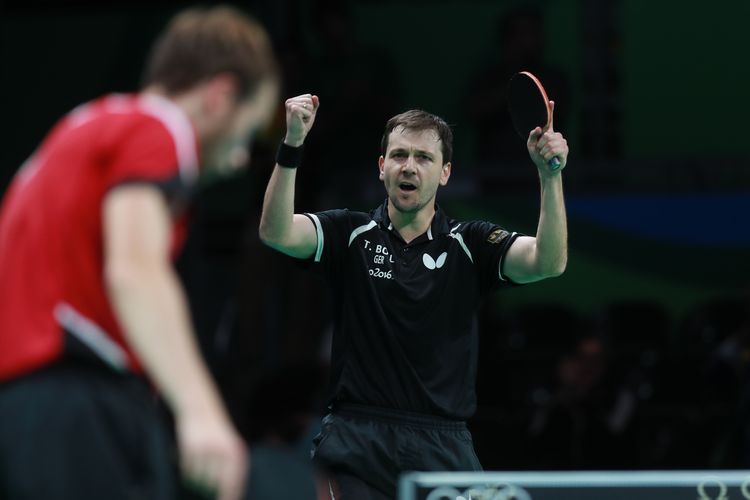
[387,200,435,244]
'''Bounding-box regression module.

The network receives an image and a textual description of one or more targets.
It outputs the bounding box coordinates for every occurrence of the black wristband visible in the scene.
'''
[276,141,304,169]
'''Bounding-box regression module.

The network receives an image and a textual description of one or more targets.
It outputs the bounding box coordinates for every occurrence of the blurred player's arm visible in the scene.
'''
[103,185,246,500]
[259,94,320,259]
[504,103,568,284]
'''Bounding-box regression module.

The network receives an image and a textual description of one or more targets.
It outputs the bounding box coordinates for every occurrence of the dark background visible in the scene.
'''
[2,0,749,471]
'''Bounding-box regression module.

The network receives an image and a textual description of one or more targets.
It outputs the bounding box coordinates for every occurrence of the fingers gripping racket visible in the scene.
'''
[508,71,561,170]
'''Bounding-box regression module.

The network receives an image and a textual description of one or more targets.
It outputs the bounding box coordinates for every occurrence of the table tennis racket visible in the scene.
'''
[507,70,561,170]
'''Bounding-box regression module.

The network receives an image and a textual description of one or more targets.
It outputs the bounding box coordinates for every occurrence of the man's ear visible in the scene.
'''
[378,155,385,180]
[439,162,451,186]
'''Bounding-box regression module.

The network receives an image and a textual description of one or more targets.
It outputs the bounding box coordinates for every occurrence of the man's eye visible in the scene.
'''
[418,154,431,160]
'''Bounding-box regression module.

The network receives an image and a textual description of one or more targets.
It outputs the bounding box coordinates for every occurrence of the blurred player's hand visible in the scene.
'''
[284,93,319,147]
[177,410,248,500]
[527,100,568,174]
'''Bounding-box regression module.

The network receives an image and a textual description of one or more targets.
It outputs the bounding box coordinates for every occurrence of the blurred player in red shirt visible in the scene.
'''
[0,7,278,500]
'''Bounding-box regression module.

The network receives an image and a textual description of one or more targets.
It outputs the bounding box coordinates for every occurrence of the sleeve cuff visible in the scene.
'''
[304,213,324,262]
[498,231,522,283]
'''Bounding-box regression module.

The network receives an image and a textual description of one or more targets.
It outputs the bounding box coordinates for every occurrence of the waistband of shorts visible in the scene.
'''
[0,358,147,393]
[332,402,467,430]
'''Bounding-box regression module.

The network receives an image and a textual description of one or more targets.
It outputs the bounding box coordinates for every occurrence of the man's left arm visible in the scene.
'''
[504,100,569,284]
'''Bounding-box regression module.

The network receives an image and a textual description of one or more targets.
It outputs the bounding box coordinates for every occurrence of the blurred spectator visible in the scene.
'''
[697,296,750,466]
[695,298,750,405]
[465,6,569,171]
[526,333,636,468]
[302,0,403,207]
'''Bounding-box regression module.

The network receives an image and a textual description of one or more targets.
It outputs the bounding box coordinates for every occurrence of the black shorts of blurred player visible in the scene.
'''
[0,357,176,500]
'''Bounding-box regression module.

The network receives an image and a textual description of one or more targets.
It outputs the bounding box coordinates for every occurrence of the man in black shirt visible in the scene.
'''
[260,94,569,499]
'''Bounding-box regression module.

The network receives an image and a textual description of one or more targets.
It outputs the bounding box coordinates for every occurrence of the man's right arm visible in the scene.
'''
[104,185,246,500]
[259,94,320,259]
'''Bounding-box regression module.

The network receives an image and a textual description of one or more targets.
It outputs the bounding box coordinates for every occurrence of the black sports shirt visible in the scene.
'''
[305,201,521,420]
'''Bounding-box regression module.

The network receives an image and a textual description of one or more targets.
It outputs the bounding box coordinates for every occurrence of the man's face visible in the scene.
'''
[202,78,279,174]
[378,126,451,214]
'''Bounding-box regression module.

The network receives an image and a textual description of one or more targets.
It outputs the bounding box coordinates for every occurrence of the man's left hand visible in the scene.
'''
[527,100,568,175]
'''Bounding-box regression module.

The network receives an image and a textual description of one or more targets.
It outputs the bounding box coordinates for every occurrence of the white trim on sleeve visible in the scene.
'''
[348,221,377,247]
[308,213,325,262]
[448,224,473,263]
[448,232,473,263]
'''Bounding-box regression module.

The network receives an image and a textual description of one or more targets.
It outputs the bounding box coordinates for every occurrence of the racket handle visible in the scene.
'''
[549,157,561,170]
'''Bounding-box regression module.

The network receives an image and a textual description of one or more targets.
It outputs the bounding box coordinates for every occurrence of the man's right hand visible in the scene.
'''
[284,94,319,147]
[177,410,248,500]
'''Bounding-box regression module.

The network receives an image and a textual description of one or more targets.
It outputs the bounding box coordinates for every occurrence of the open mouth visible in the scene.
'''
[399,182,417,192]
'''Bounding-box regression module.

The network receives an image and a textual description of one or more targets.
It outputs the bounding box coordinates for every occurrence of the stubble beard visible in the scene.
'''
[388,187,435,216]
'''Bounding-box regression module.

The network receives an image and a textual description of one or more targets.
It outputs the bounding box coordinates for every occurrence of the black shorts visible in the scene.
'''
[0,361,176,500]
[311,403,482,499]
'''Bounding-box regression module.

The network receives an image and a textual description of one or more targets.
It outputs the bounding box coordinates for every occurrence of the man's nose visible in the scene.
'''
[402,154,417,175]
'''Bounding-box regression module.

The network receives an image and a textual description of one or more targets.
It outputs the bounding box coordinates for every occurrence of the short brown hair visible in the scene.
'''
[380,110,453,164]
[142,6,278,98]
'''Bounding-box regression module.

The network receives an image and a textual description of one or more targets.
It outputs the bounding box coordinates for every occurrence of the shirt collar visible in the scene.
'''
[371,199,452,239]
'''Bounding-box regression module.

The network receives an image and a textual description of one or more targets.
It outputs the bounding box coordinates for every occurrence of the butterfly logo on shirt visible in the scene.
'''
[422,252,447,270]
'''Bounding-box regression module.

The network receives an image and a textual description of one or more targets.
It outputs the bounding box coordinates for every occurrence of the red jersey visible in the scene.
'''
[0,93,200,380]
